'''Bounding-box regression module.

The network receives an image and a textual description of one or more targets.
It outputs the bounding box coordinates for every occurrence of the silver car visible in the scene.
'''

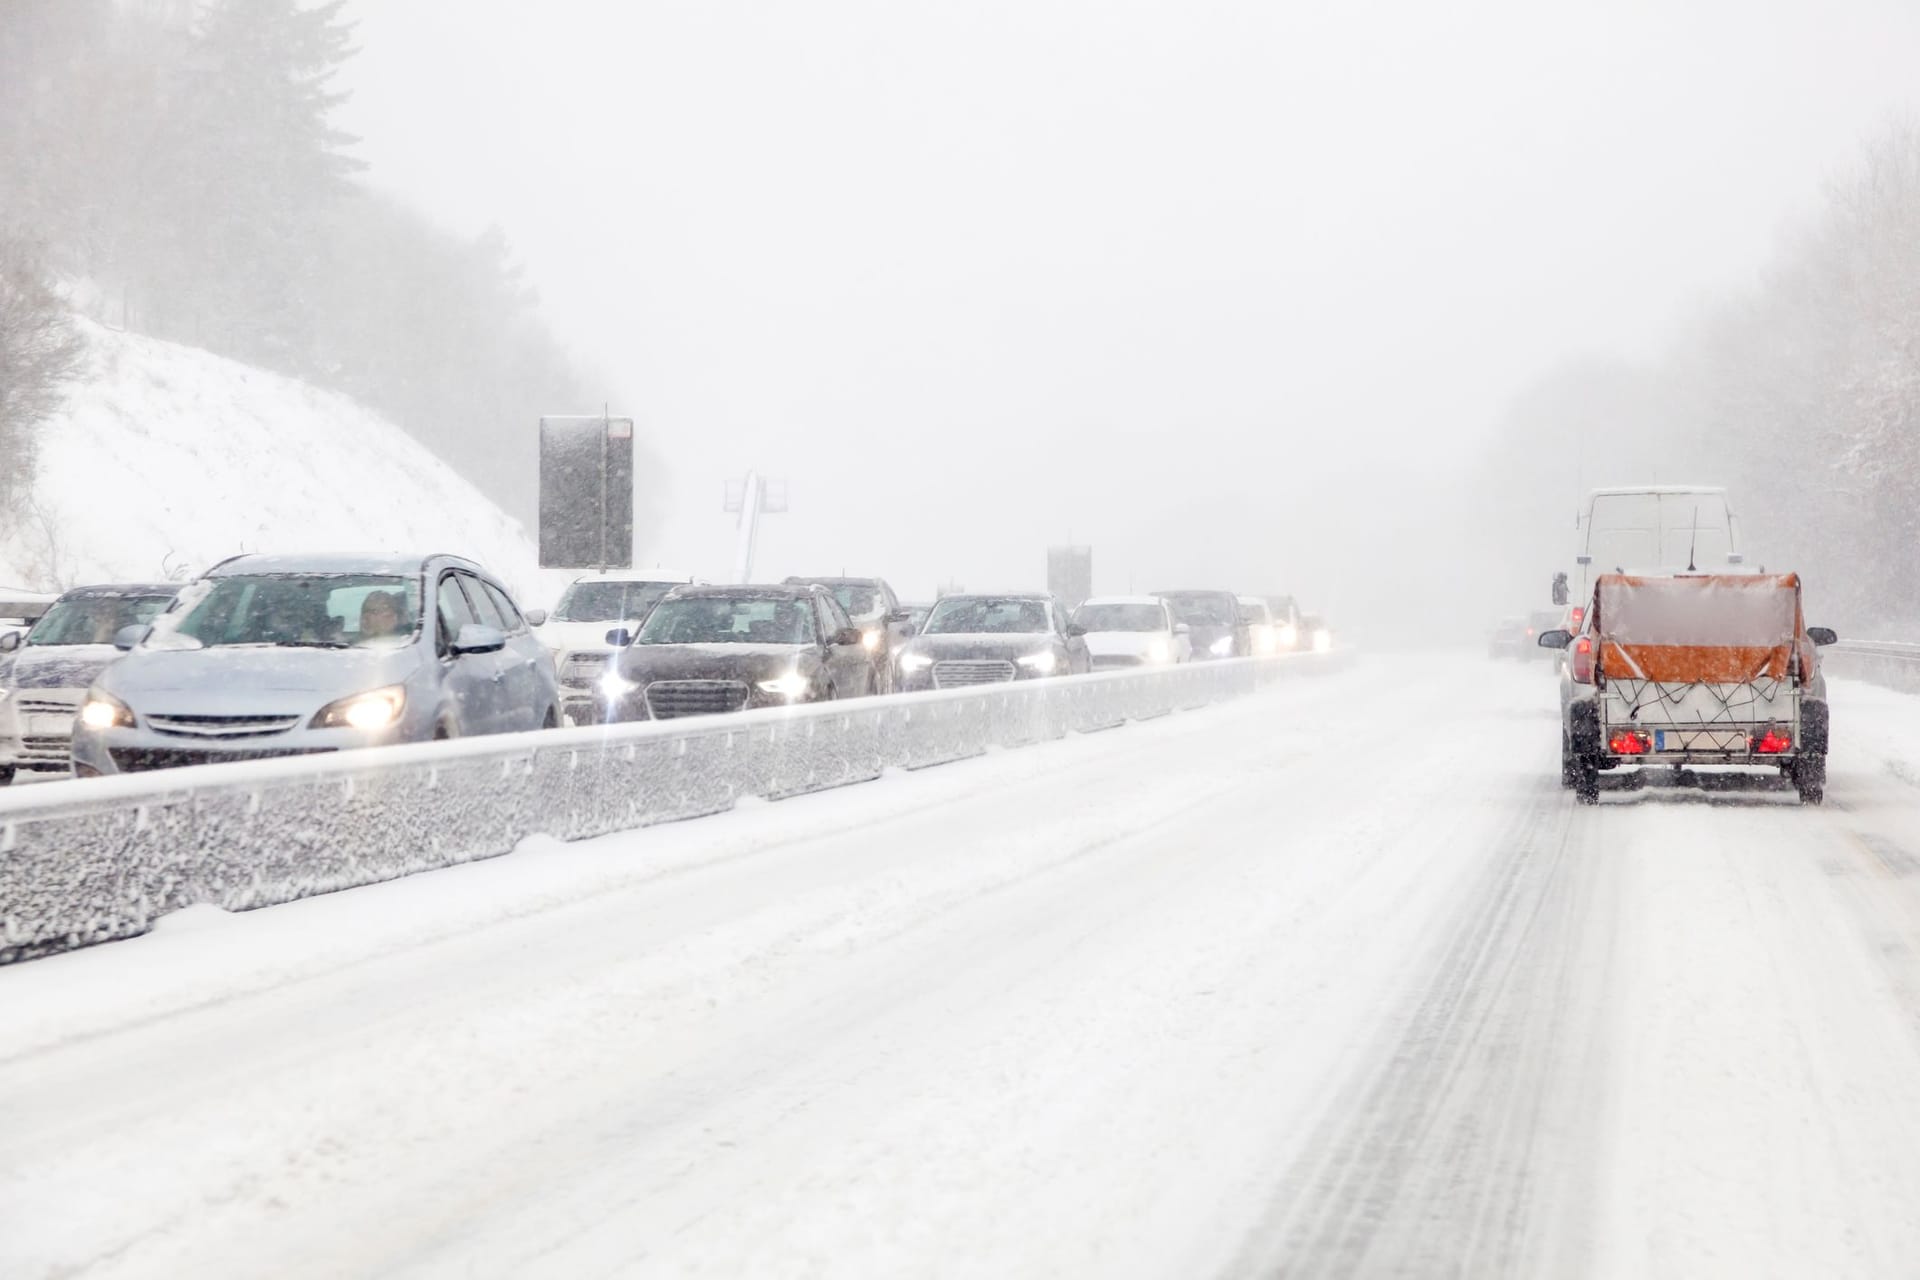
[0,583,179,783]
[69,552,559,776]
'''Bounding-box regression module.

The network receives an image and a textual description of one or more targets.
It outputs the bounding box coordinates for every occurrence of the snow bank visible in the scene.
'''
[0,321,548,600]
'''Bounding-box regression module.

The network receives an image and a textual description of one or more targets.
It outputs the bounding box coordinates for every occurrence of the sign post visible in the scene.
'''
[539,413,635,570]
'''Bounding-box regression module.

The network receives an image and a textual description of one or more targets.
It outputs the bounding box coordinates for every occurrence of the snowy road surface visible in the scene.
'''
[9,656,1920,1277]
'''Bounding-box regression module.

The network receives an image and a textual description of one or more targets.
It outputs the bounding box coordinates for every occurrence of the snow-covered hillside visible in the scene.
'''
[1,322,554,602]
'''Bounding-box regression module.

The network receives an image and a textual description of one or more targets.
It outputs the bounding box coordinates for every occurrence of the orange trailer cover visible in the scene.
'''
[1595,573,1804,685]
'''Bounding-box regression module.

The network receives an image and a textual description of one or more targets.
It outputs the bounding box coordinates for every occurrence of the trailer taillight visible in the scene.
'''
[1753,727,1793,754]
[1609,730,1651,755]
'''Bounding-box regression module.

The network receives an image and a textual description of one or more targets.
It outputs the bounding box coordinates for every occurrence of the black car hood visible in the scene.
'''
[907,633,1056,661]
[7,643,124,692]
[618,643,814,682]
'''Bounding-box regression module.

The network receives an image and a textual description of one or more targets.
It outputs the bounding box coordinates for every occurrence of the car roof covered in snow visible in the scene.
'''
[204,552,481,578]
[1078,595,1165,608]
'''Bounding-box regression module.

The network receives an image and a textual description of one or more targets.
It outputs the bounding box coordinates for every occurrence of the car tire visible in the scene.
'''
[434,721,453,741]
[0,764,13,787]
[1792,754,1826,805]
[542,707,558,731]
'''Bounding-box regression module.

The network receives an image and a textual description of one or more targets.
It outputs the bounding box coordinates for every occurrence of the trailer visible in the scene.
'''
[1549,572,1837,805]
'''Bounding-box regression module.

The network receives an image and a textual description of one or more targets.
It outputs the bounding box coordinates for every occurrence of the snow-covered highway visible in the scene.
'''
[9,656,1920,1278]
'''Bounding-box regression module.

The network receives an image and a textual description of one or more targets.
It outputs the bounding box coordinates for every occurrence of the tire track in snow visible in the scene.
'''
[1226,777,1615,1278]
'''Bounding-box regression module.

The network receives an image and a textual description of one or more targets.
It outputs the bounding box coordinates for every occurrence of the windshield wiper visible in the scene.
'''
[271,639,352,649]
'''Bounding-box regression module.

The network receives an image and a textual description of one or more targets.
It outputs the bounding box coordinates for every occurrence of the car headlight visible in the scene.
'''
[1209,635,1235,656]
[1278,623,1299,649]
[861,628,883,651]
[80,691,135,731]
[599,669,639,700]
[1312,628,1332,653]
[1017,650,1059,673]
[1147,638,1171,662]
[757,670,811,698]
[311,684,406,731]
[899,651,932,673]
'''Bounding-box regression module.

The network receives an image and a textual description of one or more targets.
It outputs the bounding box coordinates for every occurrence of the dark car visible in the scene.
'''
[601,584,876,721]
[1154,589,1251,659]
[894,593,1089,691]
[782,575,913,693]
[0,583,179,782]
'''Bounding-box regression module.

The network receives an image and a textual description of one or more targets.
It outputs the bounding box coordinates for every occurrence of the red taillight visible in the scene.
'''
[1571,607,1585,628]
[1571,635,1595,683]
[1753,727,1793,754]
[1609,730,1650,755]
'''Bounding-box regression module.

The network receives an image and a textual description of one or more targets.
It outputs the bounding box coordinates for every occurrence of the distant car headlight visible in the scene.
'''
[757,670,811,698]
[80,691,135,731]
[898,651,932,673]
[1278,623,1299,649]
[311,684,406,731]
[861,628,883,651]
[1209,635,1235,656]
[599,669,639,700]
[1147,638,1171,662]
[1312,628,1333,653]
[1018,650,1059,673]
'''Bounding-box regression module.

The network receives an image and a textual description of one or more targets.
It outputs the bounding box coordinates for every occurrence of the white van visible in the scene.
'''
[1556,486,1748,615]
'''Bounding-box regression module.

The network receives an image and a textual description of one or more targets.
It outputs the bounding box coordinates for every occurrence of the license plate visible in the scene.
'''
[25,713,72,737]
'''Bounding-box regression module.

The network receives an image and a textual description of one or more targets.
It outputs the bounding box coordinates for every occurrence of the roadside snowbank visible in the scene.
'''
[1,322,548,599]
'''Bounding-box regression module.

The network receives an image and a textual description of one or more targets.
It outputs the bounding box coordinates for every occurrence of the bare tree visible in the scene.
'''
[0,238,87,526]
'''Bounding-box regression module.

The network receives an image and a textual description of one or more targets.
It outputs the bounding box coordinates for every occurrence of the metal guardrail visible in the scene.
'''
[0,652,1345,963]
[1822,640,1920,695]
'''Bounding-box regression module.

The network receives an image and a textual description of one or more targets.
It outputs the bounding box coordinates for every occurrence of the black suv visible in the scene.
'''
[783,575,914,693]
[603,584,876,720]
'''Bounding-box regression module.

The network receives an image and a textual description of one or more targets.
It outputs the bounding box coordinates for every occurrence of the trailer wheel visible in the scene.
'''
[1793,754,1826,806]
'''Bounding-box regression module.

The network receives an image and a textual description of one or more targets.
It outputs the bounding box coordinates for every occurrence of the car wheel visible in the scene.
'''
[434,721,454,741]
[542,707,557,731]
[0,764,13,787]
[1792,754,1826,805]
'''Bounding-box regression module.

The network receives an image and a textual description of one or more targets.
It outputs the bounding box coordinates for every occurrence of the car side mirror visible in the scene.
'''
[605,627,633,648]
[0,631,18,654]
[897,622,917,638]
[887,610,911,623]
[1808,626,1837,647]
[1066,623,1087,638]
[1537,629,1571,649]
[833,626,864,647]
[451,623,507,656]
[524,608,548,627]
[113,624,149,651]
[1174,622,1190,635]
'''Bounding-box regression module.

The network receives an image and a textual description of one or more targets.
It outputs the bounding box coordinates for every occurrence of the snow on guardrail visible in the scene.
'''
[0,651,1347,963]
[1822,640,1920,696]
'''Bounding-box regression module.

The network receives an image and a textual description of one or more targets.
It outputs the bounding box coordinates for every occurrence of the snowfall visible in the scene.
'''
[10,328,1920,1277]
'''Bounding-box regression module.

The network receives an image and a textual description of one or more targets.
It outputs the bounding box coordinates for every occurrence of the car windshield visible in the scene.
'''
[1074,603,1164,633]
[637,597,817,645]
[553,581,676,623]
[169,574,422,649]
[829,585,881,619]
[1160,594,1234,626]
[923,598,1050,635]
[27,593,173,646]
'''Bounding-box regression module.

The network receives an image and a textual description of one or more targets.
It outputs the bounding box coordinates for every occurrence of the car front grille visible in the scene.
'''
[933,660,1017,688]
[145,713,304,740]
[109,745,337,773]
[1091,654,1143,670]
[562,652,611,689]
[644,680,750,719]
[21,735,71,762]
[17,696,78,716]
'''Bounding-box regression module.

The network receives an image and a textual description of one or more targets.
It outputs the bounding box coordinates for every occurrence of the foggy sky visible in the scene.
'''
[335,0,1920,633]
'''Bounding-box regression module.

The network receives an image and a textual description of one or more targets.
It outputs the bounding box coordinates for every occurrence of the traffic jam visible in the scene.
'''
[0,560,1330,782]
